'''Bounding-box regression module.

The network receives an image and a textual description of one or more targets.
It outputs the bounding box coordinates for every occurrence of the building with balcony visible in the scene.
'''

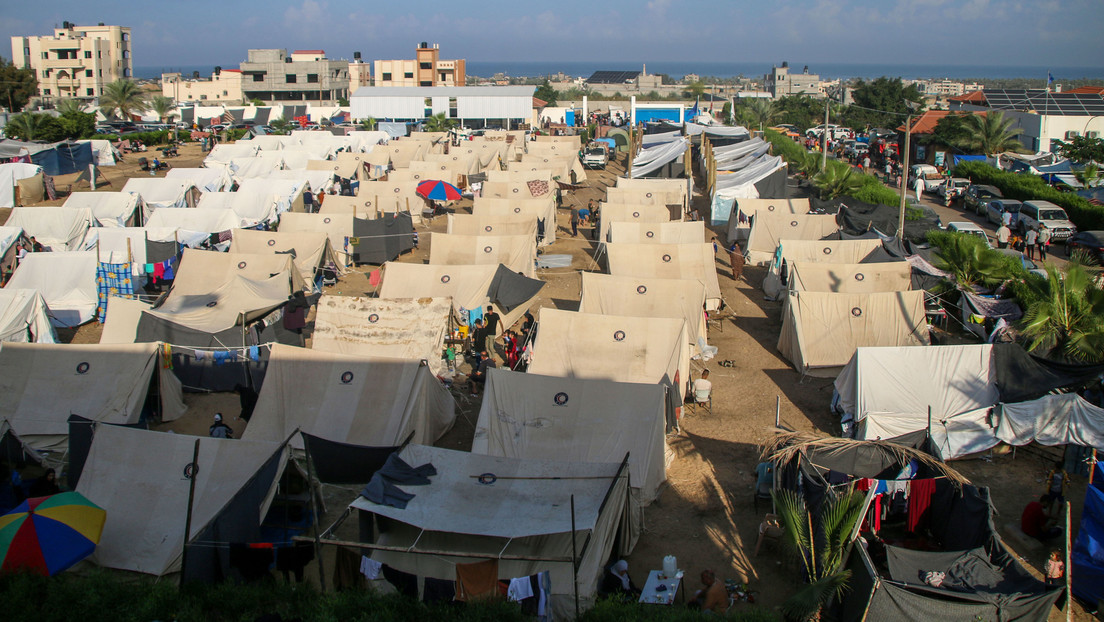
[162,69,244,103]
[239,49,350,105]
[763,62,820,99]
[10,22,132,103]
[373,43,465,87]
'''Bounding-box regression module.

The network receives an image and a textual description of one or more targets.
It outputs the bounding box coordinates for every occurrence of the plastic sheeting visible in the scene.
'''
[997,394,1104,448]
[311,296,451,375]
[630,138,689,178]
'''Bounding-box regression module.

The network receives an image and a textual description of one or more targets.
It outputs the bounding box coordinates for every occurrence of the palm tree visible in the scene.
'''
[962,111,1024,156]
[54,98,85,117]
[813,160,863,199]
[149,96,176,125]
[1020,258,1104,363]
[931,231,1016,289]
[5,112,52,141]
[773,485,866,621]
[99,79,148,121]
[741,98,779,132]
[1074,162,1100,188]
[360,117,377,131]
[423,112,457,133]
[268,117,291,135]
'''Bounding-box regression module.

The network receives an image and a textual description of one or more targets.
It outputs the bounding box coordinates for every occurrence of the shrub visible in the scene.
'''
[952,161,1104,231]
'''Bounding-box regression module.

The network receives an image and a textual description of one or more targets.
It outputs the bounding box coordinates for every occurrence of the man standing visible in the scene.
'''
[209,413,233,438]
[995,223,1011,249]
[728,241,745,281]
[1037,225,1051,261]
[483,305,500,335]
[570,206,580,237]
[1024,226,1038,261]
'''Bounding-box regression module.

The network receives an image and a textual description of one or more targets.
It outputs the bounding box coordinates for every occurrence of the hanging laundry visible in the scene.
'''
[161,343,173,370]
[213,350,234,366]
[537,570,551,619]
[194,350,207,361]
[423,577,456,604]
[95,261,135,322]
[144,263,155,274]
[360,556,381,580]
[455,559,499,601]
[162,258,176,280]
[247,346,260,361]
[907,479,936,533]
[152,262,165,282]
[368,269,382,287]
[382,564,418,598]
[332,547,366,590]
[507,576,534,602]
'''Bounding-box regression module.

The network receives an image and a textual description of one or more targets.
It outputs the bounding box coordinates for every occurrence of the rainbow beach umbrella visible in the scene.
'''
[416,179,463,202]
[0,491,106,576]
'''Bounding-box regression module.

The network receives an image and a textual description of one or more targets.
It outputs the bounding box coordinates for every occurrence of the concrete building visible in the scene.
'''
[162,69,244,104]
[350,86,533,129]
[10,22,132,103]
[373,43,465,88]
[349,52,372,95]
[238,49,350,105]
[949,89,1104,152]
[763,62,820,99]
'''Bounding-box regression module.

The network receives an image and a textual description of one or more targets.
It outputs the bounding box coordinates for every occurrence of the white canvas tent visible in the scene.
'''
[608,220,704,245]
[471,196,557,245]
[78,425,286,576]
[62,192,140,228]
[604,242,722,310]
[579,271,707,353]
[997,394,1104,450]
[236,178,305,213]
[480,181,554,201]
[745,212,840,266]
[83,227,147,272]
[0,342,186,462]
[429,233,536,278]
[78,139,120,166]
[311,296,451,375]
[242,344,454,449]
[5,251,97,326]
[99,295,151,344]
[226,154,285,181]
[265,170,336,196]
[229,229,341,286]
[485,169,553,183]
[473,365,668,505]
[778,291,930,378]
[205,142,260,166]
[0,163,43,208]
[344,444,631,619]
[165,167,232,193]
[277,212,355,263]
[5,206,92,250]
[0,288,56,343]
[122,178,199,210]
[315,195,379,219]
[145,207,240,238]
[195,191,280,227]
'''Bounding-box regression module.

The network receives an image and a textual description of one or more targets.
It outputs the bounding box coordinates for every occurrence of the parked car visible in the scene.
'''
[1018,200,1077,241]
[947,222,991,247]
[963,184,1003,214]
[938,177,971,201]
[581,142,609,169]
[994,248,1047,279]
[986,199,1023,227]
[907,164,944,192]
[1064,230,1104,264]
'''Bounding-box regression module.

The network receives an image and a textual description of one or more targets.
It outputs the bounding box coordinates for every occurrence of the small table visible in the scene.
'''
[638,570,683,605]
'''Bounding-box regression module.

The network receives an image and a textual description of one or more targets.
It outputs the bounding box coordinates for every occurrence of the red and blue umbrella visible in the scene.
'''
[416,179,463,202]
[0,491,106,576]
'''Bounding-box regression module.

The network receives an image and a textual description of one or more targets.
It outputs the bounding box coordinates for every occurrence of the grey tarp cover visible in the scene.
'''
[991,342,1104,403]
[819,196,942,242]
[996,394,1104,448]
[242,344,455,450]
[351,213,414,265]
[77,425,287,578]
[472,367,667,505]
[347,444,631,620]
[300,431,410,485]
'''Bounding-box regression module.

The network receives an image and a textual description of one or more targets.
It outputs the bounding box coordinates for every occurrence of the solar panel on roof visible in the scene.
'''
[586,70,641,84]
[979,89,1104,115]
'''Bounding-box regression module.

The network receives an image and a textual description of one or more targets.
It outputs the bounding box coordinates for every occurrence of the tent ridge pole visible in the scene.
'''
[571,494,579,621]
[180,437,201,587]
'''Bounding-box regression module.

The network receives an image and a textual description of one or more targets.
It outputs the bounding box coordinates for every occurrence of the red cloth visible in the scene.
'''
[1021,502,1047,538]
[369,269,381,287]
[907,479,936,533]
[152,262,165,283]
[856,478,872,492]
[873,494,881,532]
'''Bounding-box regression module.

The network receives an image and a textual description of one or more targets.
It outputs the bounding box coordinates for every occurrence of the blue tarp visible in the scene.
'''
[635,108,682,124]
[953,154,988,166]
[29,141,93,176]
[565,109,575,127]
[1036,160,1073,174]
[1072,464,1104,605]
[710,194,735,226]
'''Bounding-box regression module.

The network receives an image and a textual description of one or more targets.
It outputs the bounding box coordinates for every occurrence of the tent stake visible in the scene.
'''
[180,438,201,587]
[571,494,579,621]
[775,395,781,428]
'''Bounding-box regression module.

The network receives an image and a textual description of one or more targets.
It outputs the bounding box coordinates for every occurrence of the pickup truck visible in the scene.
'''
[581,142,609,169]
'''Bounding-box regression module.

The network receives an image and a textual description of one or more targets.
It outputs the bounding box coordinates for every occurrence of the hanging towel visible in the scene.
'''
[213,351,231,366]
[248,345,260,361]
[907,478,936,533]
[194,350,207,361]
[360,556,382,580]
[152,262,165,282]
[455,559,499,602]
[369,269,382,287]
[507,576,534,602]
[161,343,173,369]
[519,575,540,615]
[381,564,418,598]
[537,570,551,618]
[872,494,881,532]
[332,547,365,590]
[144,263,155,274]
[423,577,456,604]
[162,258,175,280]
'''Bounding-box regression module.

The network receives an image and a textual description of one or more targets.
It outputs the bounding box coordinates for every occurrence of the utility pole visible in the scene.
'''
[898,113,912,240]
[820,98,829,172]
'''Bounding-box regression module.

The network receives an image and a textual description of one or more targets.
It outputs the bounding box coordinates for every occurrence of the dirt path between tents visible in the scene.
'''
[25,142,1092,620]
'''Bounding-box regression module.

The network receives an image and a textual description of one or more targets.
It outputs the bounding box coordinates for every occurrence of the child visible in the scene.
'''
[1045,550,1064,586]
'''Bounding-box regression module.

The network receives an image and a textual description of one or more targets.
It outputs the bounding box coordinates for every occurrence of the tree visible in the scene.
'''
[920,113,976,152]
[1020,259,1104,363]
[720,101,733,125]
[961,111,1024,156]
[56,110,95,139]
[847,77,924,129]
[1074,162,1101,188]
[99,79,148,120]
[5,112,64,142]
[423,112,457,133]
[929,230,1018,289]
[813,160,864,199]
[0,57,38,112]
[149,95,176,124]
[534,79,557,107]
[773,485,866,621]
[268,117,291,135]
[738,98,779,132]
[360,117,377,131]
[775,95,826,131]
[1053,135,1104,164]
[54,98,85,117]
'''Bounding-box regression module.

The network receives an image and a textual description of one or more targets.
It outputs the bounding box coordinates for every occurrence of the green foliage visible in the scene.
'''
[57,111,95,139]
[721,101,732,124]
[962,111,1024,156]
[921,113,976,151]
[762,129,807,165]
[1052,135,1104,164]
[269,117,292,135]
[1074,163,1100,188]
[360,117,377,131]
[736,98,779,132]
[846,77,924,129]
[683,80,707,98]
[1019,259,1104,363]
[423,112,457,132]
[54,98,85,117]
[249,98,265,106]
[148,95,176,123]
[814,160,865,199]
[534,79,557,106]
[852,173,902,206]
[96,129,181,145]
[926,229,1022,289]
[0,57,38,112]
[953,160,1104,230]
[4,112,64,142]
[338,97,349,107]
[774,95,824,131]
[99,79,148,120]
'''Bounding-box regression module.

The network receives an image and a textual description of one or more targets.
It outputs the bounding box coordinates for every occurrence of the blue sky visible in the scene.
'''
[3,0,1102,70]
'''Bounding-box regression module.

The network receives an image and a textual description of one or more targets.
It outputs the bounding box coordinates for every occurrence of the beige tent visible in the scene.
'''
[447,213,538,238]
[378,262,543,335]
[5,206,92,251]
[727,197,810,244]
[777,290,930,378]
[513,154,585,182]
[480,180,554,200]
[343,444,632,620]
[608,220,704,245]
[306,151,366,179]
[788,261,912,295]
[0,342,186,461]
[472,196,557,244]
[316,194,380,219]
[529,307,689,408]
[312,296,452,375]
[383,140,429,168]
[78,425,286,577]
[229,228,342,284]
[762,238,886,300]
[745,212,840,266]
[604,242,722,310]
[429,232,536,278]
[99,296,151,344]
[357,180,426,222]
[579,271,708,352]
[614,177,689,211]
[485,169,553,183]
[395,161,465,185]
[598,203,675,241]
[473,367,667,504]
[424,152,480,174]
[242,343,454,449]
[278,212,356,263]
[603,187,674,206]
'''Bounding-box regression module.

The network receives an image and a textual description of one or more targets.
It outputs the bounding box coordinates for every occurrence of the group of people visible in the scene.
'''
[995,213,1053,261]
[570,200,599,238]
[0,463,61,512]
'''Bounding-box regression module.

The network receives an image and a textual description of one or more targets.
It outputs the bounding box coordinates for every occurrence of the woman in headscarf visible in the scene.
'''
[600,559,640,598]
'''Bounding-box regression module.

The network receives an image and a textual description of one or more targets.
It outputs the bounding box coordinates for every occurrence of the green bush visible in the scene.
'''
[952,161,1104,231]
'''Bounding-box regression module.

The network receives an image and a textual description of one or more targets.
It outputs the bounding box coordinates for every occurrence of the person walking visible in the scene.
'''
[995,223,1011,249]
[570,206,580,237]
[728,241,745,281]
[914,177,923,202]
[1024,226,1038,261]
[1037,225,1052,261]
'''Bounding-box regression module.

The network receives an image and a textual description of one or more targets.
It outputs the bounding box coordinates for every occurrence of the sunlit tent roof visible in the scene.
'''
[579,271,707,352]
[311,296,452,375]
[5,250,97,326]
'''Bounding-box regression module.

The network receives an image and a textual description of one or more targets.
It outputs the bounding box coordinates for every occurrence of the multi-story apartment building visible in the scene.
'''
[10,22,132,103]
[162,69,244,103]
[373,43,465,87]
[763,62,820,99]
[239,49,350,105]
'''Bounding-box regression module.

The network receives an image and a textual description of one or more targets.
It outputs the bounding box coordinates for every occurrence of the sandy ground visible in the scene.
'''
[22,142,1095,619]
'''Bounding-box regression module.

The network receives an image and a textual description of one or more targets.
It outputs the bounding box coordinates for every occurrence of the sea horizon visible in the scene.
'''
[136,61,1104,83]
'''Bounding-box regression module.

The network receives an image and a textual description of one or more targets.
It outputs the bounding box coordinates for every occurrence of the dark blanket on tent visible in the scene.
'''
[351,214,414,265]
[28,141,94,176]
[302,431,412,485]
[992,343,1104,403]
[886,545,1052,605]
[814,196,941,242]
[802,430,937,480]
[487,264,545,313]
[752,167,788,200]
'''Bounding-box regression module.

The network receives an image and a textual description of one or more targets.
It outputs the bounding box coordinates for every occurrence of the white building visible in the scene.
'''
[950,89,1104,152]
[764,62,820,99]
[350,86,534,128]
[11,22,132,103]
